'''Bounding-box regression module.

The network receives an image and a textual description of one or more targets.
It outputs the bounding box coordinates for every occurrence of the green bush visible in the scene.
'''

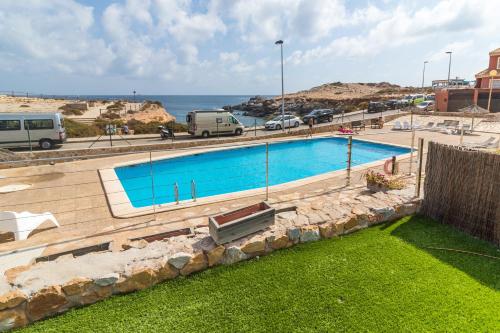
[62,109,83,116]
[64,119,102,138]
[127,119,187,134]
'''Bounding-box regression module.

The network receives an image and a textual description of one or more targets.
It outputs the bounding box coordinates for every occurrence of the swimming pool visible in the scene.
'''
[114,137,409,208]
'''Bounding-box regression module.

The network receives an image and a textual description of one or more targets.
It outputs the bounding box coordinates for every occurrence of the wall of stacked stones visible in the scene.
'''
[0,199,420,331]
[421,142,499,245]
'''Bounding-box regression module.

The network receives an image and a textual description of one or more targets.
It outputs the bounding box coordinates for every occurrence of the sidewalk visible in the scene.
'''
[67,126,267,143]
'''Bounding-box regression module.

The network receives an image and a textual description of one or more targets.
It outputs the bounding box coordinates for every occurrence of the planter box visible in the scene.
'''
[209,202,275,244]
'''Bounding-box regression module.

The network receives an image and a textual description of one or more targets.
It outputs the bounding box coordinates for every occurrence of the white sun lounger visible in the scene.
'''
[429,122,445,132]
[0,211,60,241]
[402,121,411,130]
[463,137,498,148]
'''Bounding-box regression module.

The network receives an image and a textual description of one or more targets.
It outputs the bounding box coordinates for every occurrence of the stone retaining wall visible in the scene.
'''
[0,185,420,331]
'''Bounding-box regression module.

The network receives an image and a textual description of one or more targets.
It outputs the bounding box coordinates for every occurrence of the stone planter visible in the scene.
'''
[209,202,275,244]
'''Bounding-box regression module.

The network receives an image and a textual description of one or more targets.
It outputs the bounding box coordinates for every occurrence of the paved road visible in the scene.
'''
[15,109,403,152]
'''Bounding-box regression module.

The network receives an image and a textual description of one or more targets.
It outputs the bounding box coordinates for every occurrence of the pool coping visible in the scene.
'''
[99,134,414,218]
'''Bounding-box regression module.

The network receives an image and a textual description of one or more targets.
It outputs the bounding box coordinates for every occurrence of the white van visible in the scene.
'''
[0,112,66,149]
[186,110,244,138]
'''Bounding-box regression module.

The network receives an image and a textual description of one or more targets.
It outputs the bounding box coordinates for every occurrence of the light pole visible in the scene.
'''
[421,61,428,90]
[275,40,285,132]
[446,51,452,87]
[133,90,136,111]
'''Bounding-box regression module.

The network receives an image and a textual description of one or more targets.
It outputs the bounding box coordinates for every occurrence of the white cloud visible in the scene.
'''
[0,0,114,75]
[219,52,240,62]
[286,0,500,65]
[229,0,347,44]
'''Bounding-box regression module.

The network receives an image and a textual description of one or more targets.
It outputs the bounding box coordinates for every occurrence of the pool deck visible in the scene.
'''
[0,123,495,270]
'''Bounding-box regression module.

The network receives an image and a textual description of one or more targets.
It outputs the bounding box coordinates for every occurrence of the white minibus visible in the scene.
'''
[0,112,66,149]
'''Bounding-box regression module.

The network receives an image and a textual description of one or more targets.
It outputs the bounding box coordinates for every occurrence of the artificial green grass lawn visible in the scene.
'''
[21,216,500,332]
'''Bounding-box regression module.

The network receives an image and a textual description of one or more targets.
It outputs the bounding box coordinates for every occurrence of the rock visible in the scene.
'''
[300,225,320,243]
[268,234,289,250]
[318,223,337,239]
[78,286,112,306]
[62,277,93,296]
[94,273,120,287]
[0,290,27,311]
[371,207,395,221]
[157,261,179,281]
[180,253,207,276]
[27,285,69,321]
[114,268,158,294]
[221,247,248,265]
[121,239,148,250]
[292,214,309,226]
[206,245,225,267]
[0,307,28,331]
[0,232,14,244]
[240,237,266,256]
[344,216,359,231]
[167,252,192,270]
[4,265,30,285]
[287,227,301,242]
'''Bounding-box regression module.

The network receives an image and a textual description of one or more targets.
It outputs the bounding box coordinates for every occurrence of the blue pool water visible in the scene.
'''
[115,138,410,208]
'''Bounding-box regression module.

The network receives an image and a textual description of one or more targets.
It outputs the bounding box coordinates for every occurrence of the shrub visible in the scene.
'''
[365,170,405,190]
[64,119,102,138]
[62,109,83,116]
[140,100,163,111]
[127,119,187,134]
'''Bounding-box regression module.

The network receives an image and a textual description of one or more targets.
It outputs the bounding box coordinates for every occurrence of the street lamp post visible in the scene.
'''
[133,90,136,111]
[421,61,428,90]
[446,51,452,87]
[275,40,285,132]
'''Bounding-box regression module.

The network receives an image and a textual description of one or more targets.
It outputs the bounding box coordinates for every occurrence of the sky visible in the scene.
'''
[0,0,498,95]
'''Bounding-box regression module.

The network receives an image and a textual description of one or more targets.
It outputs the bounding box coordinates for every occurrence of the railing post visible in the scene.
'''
[254,119,257,137]
[265,142,269,201]
[26,121,32,153]
[391,155,397,175]
[174,182,179,205]
[191,180,196,201]
[341,110,345,125]
[415,138,424,198]
[409,128,415,175]
[149,151,156,219]
[346,135,352,186]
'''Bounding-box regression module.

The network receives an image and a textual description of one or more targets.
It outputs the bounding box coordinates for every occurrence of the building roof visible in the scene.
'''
[489,48,500,55]
[475,68,489,78]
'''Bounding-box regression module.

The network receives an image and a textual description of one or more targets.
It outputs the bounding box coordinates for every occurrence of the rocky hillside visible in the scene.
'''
[228,82,425,118]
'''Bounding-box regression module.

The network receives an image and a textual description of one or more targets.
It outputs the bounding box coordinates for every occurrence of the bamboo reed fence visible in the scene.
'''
[421,142,499,246]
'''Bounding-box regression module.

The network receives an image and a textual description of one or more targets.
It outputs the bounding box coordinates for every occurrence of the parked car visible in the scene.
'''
[367,102,386,113]
[425,94,435,101]
[265,114,301,130]
[0,112,66,149]
[384,100,399,110]
[399,99,410,107]
[416,101,434,111]
[186,110,244,137]
[301,109,338,124]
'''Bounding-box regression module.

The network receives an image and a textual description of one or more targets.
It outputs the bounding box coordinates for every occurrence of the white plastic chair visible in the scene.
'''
[392,121,402,130]
[403,121,411,130]
[0,211,60,241]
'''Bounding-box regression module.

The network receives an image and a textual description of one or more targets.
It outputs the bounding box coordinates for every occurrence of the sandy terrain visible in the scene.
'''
[284,82,421,101]
[0,95,174,123]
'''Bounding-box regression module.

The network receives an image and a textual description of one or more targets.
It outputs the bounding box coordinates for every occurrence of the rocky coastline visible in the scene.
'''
[224,82,423,119]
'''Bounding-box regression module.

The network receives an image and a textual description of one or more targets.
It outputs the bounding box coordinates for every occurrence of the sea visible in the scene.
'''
[54,95,272,126]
